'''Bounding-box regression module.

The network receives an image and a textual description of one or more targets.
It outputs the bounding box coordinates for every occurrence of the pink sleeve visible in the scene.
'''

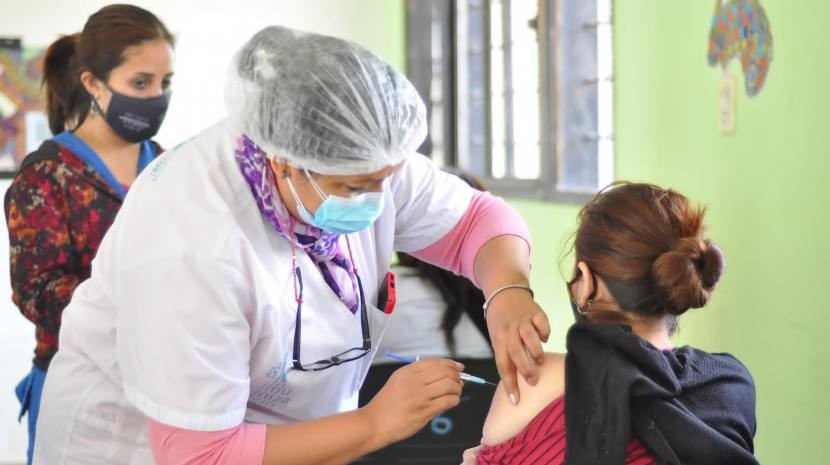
[146,417,266,465]
[410,191,531,286]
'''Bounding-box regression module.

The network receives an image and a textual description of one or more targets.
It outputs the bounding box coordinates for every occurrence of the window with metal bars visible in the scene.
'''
[407,0,614,202]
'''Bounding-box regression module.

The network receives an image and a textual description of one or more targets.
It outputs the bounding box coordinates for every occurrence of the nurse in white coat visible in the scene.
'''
[33,26,550,465]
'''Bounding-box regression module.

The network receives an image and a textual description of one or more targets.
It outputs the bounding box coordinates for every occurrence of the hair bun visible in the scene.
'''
[652,237,724,315]
[699,242,724,288]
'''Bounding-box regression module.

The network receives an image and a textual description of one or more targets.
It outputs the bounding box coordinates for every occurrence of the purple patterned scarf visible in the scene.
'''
[234,135,359,314]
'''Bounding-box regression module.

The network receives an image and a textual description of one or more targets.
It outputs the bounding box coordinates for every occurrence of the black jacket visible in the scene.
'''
[564,322,758,465]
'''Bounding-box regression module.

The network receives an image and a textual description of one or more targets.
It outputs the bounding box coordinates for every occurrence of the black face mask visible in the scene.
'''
[95,85,170,143]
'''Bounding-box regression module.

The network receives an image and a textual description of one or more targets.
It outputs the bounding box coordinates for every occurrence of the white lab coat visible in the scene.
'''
[33,119,474,464]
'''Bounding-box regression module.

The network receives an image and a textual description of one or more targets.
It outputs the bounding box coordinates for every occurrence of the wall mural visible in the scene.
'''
[707,0,773,97]
[0,38,49,176]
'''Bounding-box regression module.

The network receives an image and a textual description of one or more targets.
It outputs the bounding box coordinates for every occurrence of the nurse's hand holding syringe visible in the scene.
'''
[359,357,465,444]
[261,357,464,464]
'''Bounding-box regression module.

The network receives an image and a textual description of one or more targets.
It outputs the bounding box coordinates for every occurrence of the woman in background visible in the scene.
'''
[357,169,497,465]
[466,182,758,465]
[4,5,173,463]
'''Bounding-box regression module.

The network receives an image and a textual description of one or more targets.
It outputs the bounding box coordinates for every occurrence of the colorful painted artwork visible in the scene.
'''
[707,0,773,97]
[0,38,49,174]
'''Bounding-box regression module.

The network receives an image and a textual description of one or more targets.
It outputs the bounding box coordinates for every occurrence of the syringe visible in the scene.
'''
[384,351,498,386]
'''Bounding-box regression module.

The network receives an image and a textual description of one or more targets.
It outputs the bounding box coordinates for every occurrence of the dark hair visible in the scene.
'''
[572,182,724,322]
[42,4,174,134]
[396,168,490,356]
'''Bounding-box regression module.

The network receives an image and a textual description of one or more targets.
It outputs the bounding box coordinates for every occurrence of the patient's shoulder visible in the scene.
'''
[481,352,565,446]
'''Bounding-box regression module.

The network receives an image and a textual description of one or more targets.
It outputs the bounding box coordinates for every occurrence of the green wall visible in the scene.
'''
[513,1,829,462]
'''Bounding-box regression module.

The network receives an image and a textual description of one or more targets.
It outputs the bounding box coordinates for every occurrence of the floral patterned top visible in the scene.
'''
[4,140,160,369]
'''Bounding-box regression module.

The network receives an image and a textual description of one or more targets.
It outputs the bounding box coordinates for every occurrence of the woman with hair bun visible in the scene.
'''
[465,182,758,465]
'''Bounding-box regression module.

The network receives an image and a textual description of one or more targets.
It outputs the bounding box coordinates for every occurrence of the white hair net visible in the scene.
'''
[225,26,427,175]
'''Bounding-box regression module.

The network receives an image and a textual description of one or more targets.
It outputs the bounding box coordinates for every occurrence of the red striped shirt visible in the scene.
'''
[476,396,655,465]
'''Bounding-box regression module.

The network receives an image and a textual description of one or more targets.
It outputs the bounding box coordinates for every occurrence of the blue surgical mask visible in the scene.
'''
[286,169,385,234]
